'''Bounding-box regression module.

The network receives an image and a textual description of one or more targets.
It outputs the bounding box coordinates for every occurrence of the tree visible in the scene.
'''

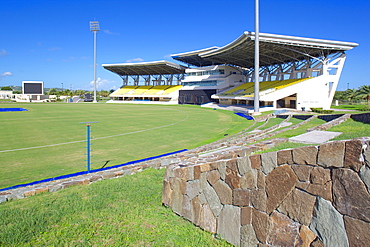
[343,89,359,103]
[1,86,12,91]
[356,85,370,105]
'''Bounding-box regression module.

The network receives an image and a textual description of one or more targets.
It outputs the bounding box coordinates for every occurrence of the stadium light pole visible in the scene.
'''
[254,0,260,113]
[90,21,100,103]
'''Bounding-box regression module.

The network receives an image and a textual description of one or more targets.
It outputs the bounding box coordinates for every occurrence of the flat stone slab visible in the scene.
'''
[289,131,342,144]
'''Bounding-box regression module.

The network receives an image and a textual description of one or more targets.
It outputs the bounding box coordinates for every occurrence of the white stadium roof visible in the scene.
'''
[171,31,359,68]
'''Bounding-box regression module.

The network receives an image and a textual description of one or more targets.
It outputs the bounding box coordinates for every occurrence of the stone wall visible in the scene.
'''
[162,137,370,246]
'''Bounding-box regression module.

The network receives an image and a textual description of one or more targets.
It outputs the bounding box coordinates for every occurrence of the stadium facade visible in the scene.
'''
[103,32,358,111]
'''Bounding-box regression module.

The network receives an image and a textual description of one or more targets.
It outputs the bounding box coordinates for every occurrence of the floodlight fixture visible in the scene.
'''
[90,20,100,103]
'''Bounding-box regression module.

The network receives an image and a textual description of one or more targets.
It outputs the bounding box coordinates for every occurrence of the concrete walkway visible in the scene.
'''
[289,130,342,144]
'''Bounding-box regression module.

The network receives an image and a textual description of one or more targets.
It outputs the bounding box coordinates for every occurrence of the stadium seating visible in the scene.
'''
[110,86,138,95]
[142,85,171,95]
[220,78,310,97]
[161,85,183,95]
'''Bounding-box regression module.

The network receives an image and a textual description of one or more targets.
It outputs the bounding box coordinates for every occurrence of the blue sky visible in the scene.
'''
[0,0,369,91]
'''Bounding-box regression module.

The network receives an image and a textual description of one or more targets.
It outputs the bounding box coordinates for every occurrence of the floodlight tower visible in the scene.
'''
[90,20,100,103]
[254,0,260,113]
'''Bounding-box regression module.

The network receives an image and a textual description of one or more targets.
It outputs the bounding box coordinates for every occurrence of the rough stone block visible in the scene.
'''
[182,195,192,221]
[0,196,6,204]
[171,178,184,215]
[250,155,261,169]
[332,168,370,222]
[277,149,294,165]
[202,203,217,233]
[240,169,257,189]
[48,185,62,193]
[277,188,316,225]
[24,190,36,197]
[309,197,349,247]
[251,188,267,212]
[193,165,201,180]
[344,139,363,172]
[240,224,259,247]
[252,208,269,244]
[266,165,298,214]
[185,180,200,200]
[359,164,370,193]
[89,175,102,182]
[213,180,232,205]
[293,146,318,165]
[225,167,241,189]
[233,188,250,206]
[298,225,316,247]
[207,169,221,185]
[203,181,223,217]
[290,164,313,181]
[241,206,253,225]
[217,205,241,246]
[261,151,277,175]
[344,216,370,247]
[317,141,345,168]
[200,163,211,173]
[267,211,301,247]
[237,156,252,176]
[162,180,172,206]
[218,161,227,180]
[191,196,202,226]
[226,159,239,172]
[174,166,190,181]
[256,170,265,189]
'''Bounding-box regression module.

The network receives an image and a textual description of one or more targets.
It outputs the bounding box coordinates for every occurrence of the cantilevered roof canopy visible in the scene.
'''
[172,31,359,68]
[102,60,186,76]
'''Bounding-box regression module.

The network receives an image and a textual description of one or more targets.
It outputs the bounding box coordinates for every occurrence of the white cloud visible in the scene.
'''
[0,71,12,81]
[103,29,120,35]
[0,49,9,57]
[89,78,115,90]
[126,58,144,63]
[1,72,12,76]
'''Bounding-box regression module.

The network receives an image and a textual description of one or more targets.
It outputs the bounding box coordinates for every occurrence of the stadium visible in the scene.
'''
[104,31,358,112]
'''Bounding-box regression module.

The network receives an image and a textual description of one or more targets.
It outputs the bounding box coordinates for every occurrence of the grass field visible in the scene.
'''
[0,168,231,246]
[0,103,249,189]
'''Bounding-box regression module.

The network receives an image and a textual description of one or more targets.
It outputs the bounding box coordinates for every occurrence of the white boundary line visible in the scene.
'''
[0,108,189,153]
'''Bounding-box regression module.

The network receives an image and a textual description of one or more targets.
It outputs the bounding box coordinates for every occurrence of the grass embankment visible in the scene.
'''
[0,103,250,189]
[0,168,231,246]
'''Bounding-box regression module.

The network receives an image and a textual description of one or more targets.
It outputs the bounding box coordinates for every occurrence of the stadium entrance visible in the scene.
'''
[178,89,216,105]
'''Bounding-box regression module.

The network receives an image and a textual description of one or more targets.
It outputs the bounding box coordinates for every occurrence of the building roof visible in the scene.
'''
[102,60,186,76]
[171,31,359,68]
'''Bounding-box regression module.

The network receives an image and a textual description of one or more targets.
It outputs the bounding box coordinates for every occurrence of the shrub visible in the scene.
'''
[310,108,334,114]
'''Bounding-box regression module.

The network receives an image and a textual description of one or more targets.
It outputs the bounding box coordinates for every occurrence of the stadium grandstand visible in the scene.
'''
[104,31,358,111]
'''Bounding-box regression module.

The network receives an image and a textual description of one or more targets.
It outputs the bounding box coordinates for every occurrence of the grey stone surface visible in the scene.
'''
[203,181,223,217]
[332,168,370,222]
[360,164,370,193]
[171,178,184,215]
[0,196,6,203]
[309,197,349,247]
[218,160,227,180]
[185,180,200,200]
[202,203,217,233]
[260,151,277,175]
[289,130,342,144]
[217,205,241,246]
[240,169,257,189]
[213,180,232,205]
[241,224,259,247]
[317,141,345,168]
[237,156,252,176]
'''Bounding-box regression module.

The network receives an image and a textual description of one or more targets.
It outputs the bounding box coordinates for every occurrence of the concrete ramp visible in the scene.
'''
[289,130,342,144]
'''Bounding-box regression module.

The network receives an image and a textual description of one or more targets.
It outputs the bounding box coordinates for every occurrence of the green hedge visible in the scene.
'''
[310,108,334,114]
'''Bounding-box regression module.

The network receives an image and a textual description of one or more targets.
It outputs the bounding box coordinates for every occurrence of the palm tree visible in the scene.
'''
[356,85,370,105]
[343,89,358,103]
